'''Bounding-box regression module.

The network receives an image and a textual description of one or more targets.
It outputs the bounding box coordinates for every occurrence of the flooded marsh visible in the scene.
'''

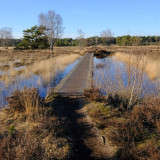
[0,53,80,108]
[94,52,160,101]
[0,47,160,109]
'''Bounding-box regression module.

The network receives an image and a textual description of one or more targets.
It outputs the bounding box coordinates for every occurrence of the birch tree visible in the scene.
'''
[0,27,13,48]
[100,29,114,47]
[39,10,64,50]
[77,29,86,47]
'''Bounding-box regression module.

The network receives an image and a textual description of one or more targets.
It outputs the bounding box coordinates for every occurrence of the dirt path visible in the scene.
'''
[52,97,116,160]
[77,107,116,159]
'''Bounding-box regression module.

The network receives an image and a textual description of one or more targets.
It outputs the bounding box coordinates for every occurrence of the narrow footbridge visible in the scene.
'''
[54,53,93,96]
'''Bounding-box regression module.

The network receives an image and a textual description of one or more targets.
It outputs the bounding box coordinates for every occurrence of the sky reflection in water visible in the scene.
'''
[93,55,159,96]
[0,57,80,108]
[0,54,159,108]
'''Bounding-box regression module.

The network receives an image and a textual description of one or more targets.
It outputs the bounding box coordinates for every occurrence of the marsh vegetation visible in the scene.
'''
[0,48,81,108]
[0,46,160,159]
[84,46,160,159]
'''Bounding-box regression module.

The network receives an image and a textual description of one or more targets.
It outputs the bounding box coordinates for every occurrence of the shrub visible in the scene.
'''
[84,87,104,102]
[0,133,43,160]
[8,125,16,137]
[133,139,160,160]
[109,96,160,159]
[107,94,129,110]
[6,88,43,115]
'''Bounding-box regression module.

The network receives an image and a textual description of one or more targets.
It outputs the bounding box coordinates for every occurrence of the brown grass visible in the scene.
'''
[84,87,104,102]
[0,64,10,71]
[84,46,160,159]
[115,51,160,81]
[0,53,80,85]
[109,96,160,159]
[6,88,42,114]
[0,88,71,160]
[84,95,160,159]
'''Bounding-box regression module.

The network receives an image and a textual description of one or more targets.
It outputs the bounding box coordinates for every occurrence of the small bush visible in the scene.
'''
[8,125,16,137]
[134,139,160,160]
[109,97,160,159]
[131,104,160,129]
[107,94,128,110]
[6,90,25,112]
[6,88,43,115]
[109,119,144,148]
[84,87,104,102]
[119,139,160,160]
[0,133,43,160]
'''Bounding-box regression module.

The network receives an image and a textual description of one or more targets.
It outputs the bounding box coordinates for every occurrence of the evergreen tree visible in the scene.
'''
[16,26,49,49]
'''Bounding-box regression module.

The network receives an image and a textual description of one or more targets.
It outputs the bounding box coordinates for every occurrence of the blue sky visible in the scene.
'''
[0,0,159,38]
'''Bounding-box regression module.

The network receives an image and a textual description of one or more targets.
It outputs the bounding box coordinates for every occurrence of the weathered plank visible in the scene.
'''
[54,53,93,96]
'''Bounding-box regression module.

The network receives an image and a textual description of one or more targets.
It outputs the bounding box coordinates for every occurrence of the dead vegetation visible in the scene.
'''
[0,88,71,160]
[84,94,160,159]
[84,48,160,159]
[0,64,10,71]
[84,87,104,102]
[109,96,160,159]
[0,53,80,86]
[115,51,160,81]
[0,46,160,159]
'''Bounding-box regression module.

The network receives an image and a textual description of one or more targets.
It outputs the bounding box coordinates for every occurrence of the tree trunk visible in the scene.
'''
[50,43,53,50]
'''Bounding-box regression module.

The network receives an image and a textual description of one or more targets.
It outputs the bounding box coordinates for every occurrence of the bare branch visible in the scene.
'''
[77,29,86,47]
[38,10,64,50]
[0,27,13,48]
[100,29,114,47]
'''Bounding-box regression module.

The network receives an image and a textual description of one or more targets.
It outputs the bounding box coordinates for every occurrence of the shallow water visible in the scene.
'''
[0,53,159,108]
[0,55,81,108]
[93,54,160,96]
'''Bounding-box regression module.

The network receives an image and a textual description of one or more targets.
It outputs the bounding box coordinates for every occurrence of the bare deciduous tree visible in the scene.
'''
[39,10,64,50]
[77,29,85,39]
[0,27,13,48]
[77,29,87,47]
[100,29,114,47]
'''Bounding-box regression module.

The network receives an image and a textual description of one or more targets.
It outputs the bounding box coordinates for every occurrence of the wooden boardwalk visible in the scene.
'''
[54,53,93,96]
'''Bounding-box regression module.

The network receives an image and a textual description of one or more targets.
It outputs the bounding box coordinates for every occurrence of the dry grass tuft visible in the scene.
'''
[0,87,71,160]
[6,88,43,115]
[0,64,10,71]
[84,87,105,102]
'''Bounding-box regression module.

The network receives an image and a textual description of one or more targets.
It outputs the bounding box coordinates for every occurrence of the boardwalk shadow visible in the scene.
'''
[51,97,113,160]
[51,97,92,160]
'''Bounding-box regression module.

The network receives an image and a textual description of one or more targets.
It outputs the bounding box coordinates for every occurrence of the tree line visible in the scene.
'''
[0,10,160,49]
[15,26,160,49]
[116,35,160,46]
[1,27,160,49]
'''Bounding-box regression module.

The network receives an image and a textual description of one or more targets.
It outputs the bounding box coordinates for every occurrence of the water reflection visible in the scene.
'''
[0,54,81,108]
[94,54,160,97]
